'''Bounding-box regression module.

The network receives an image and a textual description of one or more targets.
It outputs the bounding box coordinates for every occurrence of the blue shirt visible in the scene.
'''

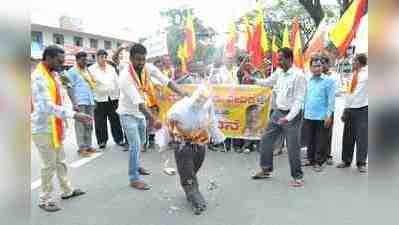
[304,74,336,121]
[66,67,95,106]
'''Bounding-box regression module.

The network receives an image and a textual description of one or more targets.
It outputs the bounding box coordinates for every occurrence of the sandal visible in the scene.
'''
[78,149,92,157]
[138,167,151,175]
[39,201,61,212]
[86,147,97,153]
[163,167,176,176]
[61,189,86,200]
[288,179,304,187]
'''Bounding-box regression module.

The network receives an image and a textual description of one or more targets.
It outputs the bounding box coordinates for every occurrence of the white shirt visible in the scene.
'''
[345,66,368,108]
[31,67,75,135]
[88,63,120,102]
[117,63,170,117]
[255,67,307,121]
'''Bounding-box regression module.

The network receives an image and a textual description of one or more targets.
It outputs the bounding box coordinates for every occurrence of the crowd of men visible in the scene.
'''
[31,43,368,214]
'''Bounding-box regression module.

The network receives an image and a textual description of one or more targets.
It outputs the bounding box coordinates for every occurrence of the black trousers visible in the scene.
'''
[94,98,124,145]
[303,119,331,165]
[174,143,206,186]
[325,114,334,159]
[342,107,368,166]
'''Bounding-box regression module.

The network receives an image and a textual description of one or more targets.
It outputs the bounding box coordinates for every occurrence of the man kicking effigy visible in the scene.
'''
[166,85,225,215]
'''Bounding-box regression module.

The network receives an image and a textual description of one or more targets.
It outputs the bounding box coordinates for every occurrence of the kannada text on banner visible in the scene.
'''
[155,84,272,140]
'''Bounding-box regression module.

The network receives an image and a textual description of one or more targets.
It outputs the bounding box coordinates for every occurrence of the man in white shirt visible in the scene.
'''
[249,48,307,187]
[337,54,368,173]
[89,49,124,149]
[118,43,187,190]
[32,45,92,212]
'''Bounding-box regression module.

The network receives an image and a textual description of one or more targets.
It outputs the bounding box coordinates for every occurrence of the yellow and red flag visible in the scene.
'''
[329,0,367,56]
[251,4,269,69]
[243,16,253,54]
[291,18,304,69]
[184,11,196,62]
[282,23,291,49]
[225,21,237,58]
[271,35,279,70]
[177,42,188,74]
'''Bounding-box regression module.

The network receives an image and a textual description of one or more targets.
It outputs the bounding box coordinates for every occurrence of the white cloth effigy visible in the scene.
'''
[155,85,225,149]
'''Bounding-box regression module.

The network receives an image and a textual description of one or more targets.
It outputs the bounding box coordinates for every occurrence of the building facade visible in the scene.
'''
[31,23,135,66]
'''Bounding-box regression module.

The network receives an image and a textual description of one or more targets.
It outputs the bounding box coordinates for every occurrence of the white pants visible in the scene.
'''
[32,134,73,204]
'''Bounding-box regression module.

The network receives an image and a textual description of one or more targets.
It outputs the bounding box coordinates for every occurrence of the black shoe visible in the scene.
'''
[326,157,334,166]
[122,145,129,152]
[358,165,367,173]
[313,164,323,172]
[116,141,126,147]
[336,162,351,168]
[98,143,106,149]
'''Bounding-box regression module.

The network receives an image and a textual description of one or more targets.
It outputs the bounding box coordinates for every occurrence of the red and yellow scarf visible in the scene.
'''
[38,62,64,150]
[348,71,359,94]
[128,64,157,107]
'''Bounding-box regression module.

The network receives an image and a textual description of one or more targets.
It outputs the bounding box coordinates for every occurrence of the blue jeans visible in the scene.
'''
[119,115,146,182]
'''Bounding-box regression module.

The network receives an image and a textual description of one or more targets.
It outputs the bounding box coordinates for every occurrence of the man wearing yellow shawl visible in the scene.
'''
[31,45,93,212]
[117,43,187,190]
[65,51,96,157]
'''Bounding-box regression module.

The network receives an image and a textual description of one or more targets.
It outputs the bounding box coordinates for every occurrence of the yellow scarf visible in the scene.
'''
[77,65,96,89]
[38,62,63,150]
[128,64,157,107]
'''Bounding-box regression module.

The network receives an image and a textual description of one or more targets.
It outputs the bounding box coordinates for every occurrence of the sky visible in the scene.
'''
[30,0,338,41]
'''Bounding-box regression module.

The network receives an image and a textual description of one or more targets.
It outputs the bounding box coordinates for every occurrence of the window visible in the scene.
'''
[74,36,83,47]
[90,38,98,48]
[53,33,64,45]
[104,40,112,49]
[31,31,43,44]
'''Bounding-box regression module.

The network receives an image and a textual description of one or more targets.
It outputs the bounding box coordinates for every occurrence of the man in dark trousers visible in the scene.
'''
[337,54,368,173]
[302,55,336,172]
[167,85,225,215]
[320,54,337,165]
[249,48,307,187]
[88,49,125,149]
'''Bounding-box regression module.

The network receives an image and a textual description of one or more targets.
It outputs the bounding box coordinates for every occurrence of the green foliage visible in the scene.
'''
[160,8,217,66]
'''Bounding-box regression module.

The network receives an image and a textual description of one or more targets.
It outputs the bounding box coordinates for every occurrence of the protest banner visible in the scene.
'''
[156,84,272,140]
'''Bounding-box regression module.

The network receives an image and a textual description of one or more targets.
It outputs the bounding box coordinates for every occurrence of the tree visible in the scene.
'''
[298,0,325,27]
[337,0,353,16]
[238,0,320,51]
[160,8,217,67]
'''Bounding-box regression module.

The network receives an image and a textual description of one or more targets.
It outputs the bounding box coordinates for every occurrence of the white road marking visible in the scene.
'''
[31,152,103,190]
[69,153,103,168]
